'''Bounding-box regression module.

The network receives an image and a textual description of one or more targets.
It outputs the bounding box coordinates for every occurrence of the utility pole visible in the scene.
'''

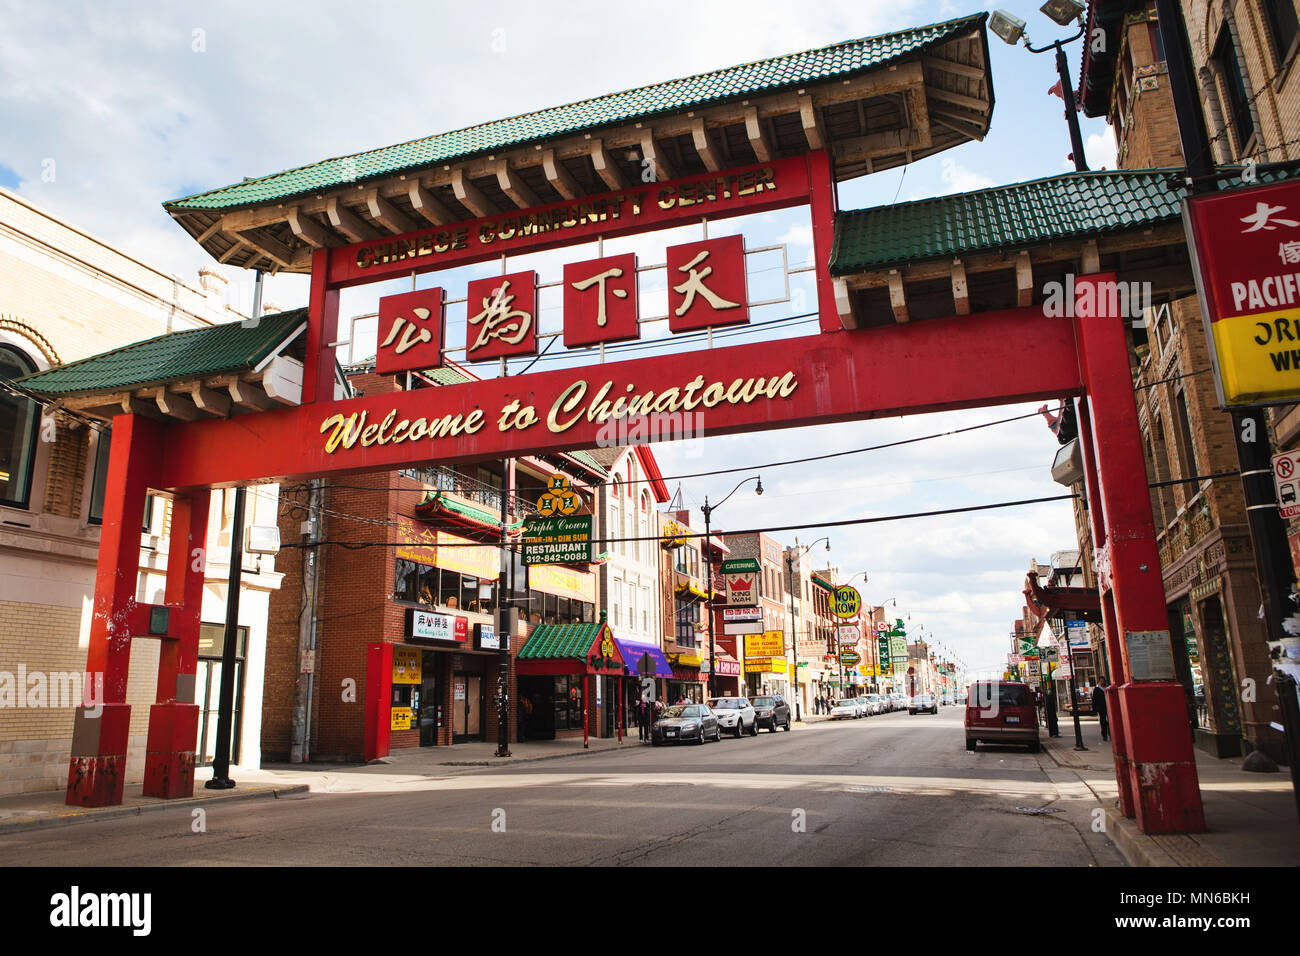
[290,478,322,763]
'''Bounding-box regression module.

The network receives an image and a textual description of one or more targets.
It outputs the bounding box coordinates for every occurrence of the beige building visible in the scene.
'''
[0,188,282,794]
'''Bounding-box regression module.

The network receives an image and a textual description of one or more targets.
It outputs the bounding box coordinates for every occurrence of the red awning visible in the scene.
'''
[1024,572,1102,624]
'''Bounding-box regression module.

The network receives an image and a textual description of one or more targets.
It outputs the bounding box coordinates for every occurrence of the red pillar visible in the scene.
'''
[143,491,211,798]
[1074,398,1137,817]
[1074,273,1205,834]
[364,642,393,761]
[303,248,339,405]
[67,414,162,807]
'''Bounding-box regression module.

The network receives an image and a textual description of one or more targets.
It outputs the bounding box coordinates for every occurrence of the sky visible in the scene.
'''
[0,0,1123,679]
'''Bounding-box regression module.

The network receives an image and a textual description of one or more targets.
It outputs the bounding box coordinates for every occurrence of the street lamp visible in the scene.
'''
[785,536,830,719]
[701,475,762,697]
[991,2,1089,171]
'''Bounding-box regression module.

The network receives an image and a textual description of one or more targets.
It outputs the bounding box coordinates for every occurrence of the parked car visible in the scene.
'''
[867,694,887,715]
[651,703,720,745]
[830,698,859,720]
[890,693,908,712]
[964,680,1040,752]
[752,695,792,731]
[909,694,938,715]
[707,697,757,737]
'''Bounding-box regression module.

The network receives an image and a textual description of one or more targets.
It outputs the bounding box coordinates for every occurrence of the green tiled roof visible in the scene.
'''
[518,622,605,661]
[424,366,472,386]
[565,449,608,477]
[165,13,987,213]
[15,310,307,398]
[830,169,1180,273]
[416,492,525,531]
[830,163,1300,274]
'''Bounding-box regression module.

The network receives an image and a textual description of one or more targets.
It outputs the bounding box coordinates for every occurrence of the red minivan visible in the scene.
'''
[964,681,1040,752]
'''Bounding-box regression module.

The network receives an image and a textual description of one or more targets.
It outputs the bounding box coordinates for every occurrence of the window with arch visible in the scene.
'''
[0,345,40,508]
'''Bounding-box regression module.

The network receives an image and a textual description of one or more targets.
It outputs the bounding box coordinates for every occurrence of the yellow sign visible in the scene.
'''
[393,647,422,685]
[539,475,582,515]
[395,518,500,580]
[746,631,785,657]
[528,562,597,604]
[744,656,787,672]
[391,707,413,730]
[670,653,702,668]
[833,586,861,619]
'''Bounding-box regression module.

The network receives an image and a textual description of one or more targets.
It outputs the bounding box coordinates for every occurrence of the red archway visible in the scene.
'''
[69,152,1205,835]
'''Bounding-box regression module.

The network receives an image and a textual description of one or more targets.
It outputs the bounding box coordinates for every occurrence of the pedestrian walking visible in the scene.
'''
[1092,679,1110,741]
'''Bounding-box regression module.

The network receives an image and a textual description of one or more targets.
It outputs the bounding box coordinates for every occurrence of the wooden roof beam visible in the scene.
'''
[494,159,540,209]
[798,94,825,151]
[922,55,987,81]
[639,129,674,182]
[326,197,380,242]
[237,230,297,270]
[1082,240,1101,274]
[173,382,232,418]
[287,206,335,249]
[208,374,275,412]
[589,138,630,191]
[1016,251,1034,307]
[833,277,859,330]
[365,188,417,234]
[217,240,248,264]
[888,269,909,323]
[407,180,455,225]
[744,105,771,162]
[452,167,495,218]
[540,148,581,200]
[140,386,203,422]
[690,118,722,173]
[927,87,990,113]
[950,259,970,315]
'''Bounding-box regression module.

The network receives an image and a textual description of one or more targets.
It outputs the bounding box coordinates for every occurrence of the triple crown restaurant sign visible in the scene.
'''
[522,476,592,565]
[1185,179,1300,406]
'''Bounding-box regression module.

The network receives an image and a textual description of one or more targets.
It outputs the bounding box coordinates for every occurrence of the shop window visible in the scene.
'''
[1214,27,1255,155]
[394,558,420,601]
[0,345,39,509]
[195,623,248,766]
[1150,19,1165,62]
[1174,390,1199,479]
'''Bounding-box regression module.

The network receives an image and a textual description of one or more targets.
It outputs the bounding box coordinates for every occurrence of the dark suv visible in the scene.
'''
[751,695,791,732]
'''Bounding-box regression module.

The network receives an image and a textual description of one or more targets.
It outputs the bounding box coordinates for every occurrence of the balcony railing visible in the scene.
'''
[402,464,539,519]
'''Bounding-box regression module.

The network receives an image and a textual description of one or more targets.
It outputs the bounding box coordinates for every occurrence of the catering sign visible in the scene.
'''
[721,558,760,607]
[1185,180,1300,405]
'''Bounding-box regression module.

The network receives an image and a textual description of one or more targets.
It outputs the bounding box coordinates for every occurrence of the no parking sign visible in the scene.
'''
[1273,449,1300,518]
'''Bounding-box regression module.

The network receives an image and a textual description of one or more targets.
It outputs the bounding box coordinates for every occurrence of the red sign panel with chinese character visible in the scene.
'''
[563,253,639,347]
[666,235,748,332]
[1186,179,1300,405]
[375,288,445,376]
[465,271,537,361]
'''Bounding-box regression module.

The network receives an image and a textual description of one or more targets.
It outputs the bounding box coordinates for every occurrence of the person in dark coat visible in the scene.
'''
[1092,680,1109,741]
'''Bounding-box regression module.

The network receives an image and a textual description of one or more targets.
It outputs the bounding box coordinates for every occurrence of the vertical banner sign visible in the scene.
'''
[721,558,760,607]
[375,288,446,375]
[1185,180,1300,405]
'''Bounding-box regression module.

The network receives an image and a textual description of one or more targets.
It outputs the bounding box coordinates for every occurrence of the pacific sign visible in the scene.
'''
[1186,179,1300,405]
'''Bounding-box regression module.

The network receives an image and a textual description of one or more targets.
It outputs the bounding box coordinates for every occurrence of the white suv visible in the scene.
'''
[707,697,758,737]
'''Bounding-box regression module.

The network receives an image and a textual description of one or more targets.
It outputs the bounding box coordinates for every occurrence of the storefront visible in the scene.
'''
[611,636,673,731]
[667,656,704,703]
[712,650,742,698]
[516,619,628,743]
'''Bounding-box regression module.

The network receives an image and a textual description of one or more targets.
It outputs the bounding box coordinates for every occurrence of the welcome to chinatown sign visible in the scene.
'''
[1186,178,1300,406]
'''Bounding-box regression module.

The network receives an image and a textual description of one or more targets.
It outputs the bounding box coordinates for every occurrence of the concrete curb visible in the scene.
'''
[0,784,309,835]
[1104,809,1179,866]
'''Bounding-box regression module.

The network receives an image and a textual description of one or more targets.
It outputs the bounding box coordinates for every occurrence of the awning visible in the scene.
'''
[516,621,625,676]
[612,638,673,678]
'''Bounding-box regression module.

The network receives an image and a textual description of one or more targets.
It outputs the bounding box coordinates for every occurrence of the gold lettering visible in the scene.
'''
[584,381,616,423]
[376,410,397,444]
[418,235,434,257]
[776,371,797,397]
[434,231,450,254]
[407,418,428,441]
[356,248,373,269]
[756,165,776,191]
[651,388,682,413]
[724,378,749,404]
[391,419,411,443]
[360,423,380,446]
[450,228,468,251]
[657,186,676,210]
[701,383,726,407]
[479,223,496,245]
[737,171,757,196]
[549,380,589,432]
[682,375,706,409]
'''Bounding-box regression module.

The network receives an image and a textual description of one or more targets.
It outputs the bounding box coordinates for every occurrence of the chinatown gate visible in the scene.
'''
[61,14,1207,833]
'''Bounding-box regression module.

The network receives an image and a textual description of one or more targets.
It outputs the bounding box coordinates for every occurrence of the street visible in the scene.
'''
[0,708,1123,866]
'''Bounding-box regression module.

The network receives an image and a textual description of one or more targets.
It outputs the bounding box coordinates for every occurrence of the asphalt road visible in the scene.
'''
[0,707,1124,866]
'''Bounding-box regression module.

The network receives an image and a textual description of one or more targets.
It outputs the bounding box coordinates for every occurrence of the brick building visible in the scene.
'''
[0,187,284,793]
[1079,0,1300,757]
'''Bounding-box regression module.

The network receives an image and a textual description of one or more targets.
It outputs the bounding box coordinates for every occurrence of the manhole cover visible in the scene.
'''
[849,785,894,792]
[1013,806,1065,815]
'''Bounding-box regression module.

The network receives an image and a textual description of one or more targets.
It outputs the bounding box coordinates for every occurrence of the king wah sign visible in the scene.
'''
[1185,178,1300,406]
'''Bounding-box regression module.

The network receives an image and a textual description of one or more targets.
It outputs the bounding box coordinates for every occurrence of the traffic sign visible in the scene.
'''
[832,586,861,619]
[1274,449,1300,518]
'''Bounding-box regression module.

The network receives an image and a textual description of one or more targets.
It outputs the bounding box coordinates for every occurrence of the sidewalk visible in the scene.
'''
[0,730,663,832]
[1041,713,1300,866]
